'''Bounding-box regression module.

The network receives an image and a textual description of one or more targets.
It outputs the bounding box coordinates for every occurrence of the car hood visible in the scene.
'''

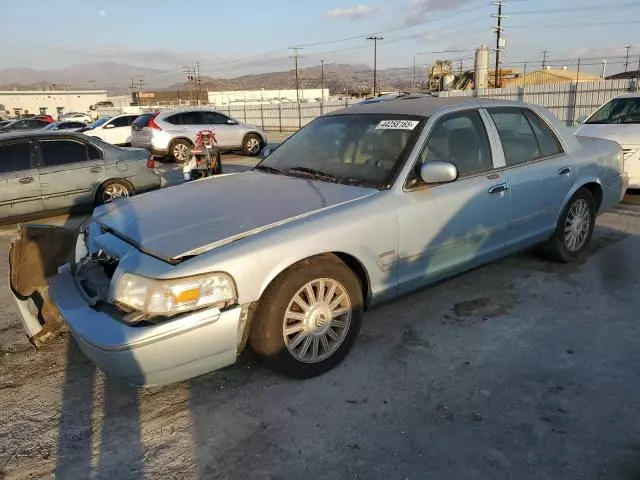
[575,123,640,146]
[92,170,377,262]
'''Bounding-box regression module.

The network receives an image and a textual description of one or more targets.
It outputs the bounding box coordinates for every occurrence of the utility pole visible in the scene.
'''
[320,60,325,98]
[136,76,145,108]
[183,66,197,105]
[625,45,632,72]
[492,2,505,89]
[195,60,201,105]
[367,36,383,96]
[290,47,302,128]
[542,50,548,69]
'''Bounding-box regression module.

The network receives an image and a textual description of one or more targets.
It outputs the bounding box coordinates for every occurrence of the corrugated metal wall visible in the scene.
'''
[439,79,638,125]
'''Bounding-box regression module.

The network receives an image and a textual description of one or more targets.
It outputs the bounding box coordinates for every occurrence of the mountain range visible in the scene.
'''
[0,62,427,94]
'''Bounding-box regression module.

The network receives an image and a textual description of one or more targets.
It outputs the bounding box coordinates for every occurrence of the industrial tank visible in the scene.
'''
[474,45,489,89]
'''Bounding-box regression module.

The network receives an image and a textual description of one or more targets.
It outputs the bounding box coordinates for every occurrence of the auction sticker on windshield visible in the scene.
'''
[375,120,420,130]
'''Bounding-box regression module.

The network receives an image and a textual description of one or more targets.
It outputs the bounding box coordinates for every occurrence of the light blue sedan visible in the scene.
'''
[9,97,627,386]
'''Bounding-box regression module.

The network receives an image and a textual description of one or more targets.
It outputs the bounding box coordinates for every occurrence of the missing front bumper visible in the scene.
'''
[8,224,77,347]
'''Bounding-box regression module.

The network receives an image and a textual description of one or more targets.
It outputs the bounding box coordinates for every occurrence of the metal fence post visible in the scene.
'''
[279,103,283,133]
[260,102,264,129]
[243,102,247,123]
[297,101,302,130]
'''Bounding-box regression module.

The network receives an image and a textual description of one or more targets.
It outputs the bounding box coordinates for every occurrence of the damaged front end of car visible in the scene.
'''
[8,224,77,347]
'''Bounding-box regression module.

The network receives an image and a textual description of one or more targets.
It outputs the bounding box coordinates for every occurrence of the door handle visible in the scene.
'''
[19,177,34,185]
[488,183,509,194]
[90,166,103,173]
[558,166,572,176]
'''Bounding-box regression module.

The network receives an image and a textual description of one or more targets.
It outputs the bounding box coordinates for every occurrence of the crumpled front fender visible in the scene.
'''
[8,224,77,347]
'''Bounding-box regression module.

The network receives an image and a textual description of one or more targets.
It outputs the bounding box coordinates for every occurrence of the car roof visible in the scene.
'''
[0,131,93,142]
[158,106,221,115]
[326,96,528,117]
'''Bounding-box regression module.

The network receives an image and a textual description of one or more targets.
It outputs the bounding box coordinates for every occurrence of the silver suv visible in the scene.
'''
[131,107,267,162]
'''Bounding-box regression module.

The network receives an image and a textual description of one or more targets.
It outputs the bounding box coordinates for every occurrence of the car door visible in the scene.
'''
[101,115,134,145]
[397,108,510,295]
[198,111,238,148]
[0,139,43,221]
[485,107,575,253]
[36,137,106,212]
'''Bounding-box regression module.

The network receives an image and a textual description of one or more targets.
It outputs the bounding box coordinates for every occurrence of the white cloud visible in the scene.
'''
[405,0,473,25]
[326,4,379,20]
[98,10,107,17]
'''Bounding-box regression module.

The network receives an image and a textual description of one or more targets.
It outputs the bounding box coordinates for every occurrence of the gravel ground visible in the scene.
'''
[1,183,640,479]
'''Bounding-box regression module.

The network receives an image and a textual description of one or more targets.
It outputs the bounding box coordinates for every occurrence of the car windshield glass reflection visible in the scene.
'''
[585,97,640,124]
[87,117,111,129]
[257,114,423,189]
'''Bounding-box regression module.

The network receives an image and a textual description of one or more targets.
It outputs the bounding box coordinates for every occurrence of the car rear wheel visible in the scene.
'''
[540,187,596,262]
[170,139,191,163]
[96,180,132,206]
[242,134,262,157]
[249,255,363,378]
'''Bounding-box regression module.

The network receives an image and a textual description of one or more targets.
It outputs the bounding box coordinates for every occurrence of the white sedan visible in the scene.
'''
[82,113,140,146]
[576,93,640,188]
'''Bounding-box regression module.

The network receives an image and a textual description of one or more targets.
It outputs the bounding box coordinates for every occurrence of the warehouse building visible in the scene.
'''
[207,88,329,106]
[0,89,108,118]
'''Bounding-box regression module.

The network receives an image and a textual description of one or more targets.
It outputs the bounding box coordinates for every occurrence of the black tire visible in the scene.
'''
[95,179,132,206]
[169,139,191,164]
[249,254,364,379]
[540,187,596,263]
[242,133,262,157]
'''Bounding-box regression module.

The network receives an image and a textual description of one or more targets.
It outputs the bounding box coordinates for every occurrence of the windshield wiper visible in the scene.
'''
[287,167,338,182]
[254,164,285,175]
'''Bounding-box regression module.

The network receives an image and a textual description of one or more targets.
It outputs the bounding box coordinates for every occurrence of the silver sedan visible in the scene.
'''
[9,97,627,386]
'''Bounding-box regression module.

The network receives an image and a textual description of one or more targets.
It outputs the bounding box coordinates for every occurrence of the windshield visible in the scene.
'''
[585,97,640,124]
[257,114,423,189]
[87,117,112,129]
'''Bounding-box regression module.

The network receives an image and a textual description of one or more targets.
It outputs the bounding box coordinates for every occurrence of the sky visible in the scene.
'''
[2,0,639,79]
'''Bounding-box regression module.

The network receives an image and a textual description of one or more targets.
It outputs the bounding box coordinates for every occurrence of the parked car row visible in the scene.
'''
[8,96,627,387]
[0,131,161,224]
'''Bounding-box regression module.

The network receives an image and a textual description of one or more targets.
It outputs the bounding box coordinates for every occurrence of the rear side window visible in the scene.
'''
[87,144,102,160]
[132,113,154,127]
[200,111,230,125]
[488,107,562,166]
[29,119,49,128]
[39,140,88,167]
[0,141,32,173]
[523,110,563,157]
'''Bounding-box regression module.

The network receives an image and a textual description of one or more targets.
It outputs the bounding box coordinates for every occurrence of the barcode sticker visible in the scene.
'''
[375,120,420,130]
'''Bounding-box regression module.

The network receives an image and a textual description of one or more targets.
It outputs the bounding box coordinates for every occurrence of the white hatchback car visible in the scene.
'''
[82,113,140,147]
[576,93,640,188]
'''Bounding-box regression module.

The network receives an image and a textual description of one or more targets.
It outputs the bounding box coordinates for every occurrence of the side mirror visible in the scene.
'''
[577,115,588,124]
[419,161,458,184]
[104,123,115,129]
[261,146,275,158]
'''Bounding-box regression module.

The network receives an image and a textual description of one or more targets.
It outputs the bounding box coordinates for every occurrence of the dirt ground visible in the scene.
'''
[2,187,640,479]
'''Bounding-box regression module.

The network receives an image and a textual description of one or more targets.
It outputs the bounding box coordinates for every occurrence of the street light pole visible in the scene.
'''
[367,36,383,96]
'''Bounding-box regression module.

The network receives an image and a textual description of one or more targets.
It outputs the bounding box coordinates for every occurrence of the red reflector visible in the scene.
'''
[147,157,155,168]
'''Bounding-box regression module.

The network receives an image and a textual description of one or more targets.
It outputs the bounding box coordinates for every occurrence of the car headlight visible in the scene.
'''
[114,272,237,315]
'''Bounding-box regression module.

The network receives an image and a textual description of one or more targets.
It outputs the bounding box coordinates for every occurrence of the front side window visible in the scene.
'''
[586,97,640,124]
[39,140,88,167]
[417,110,493,177]
[0,141,32,173]
[110,116,130,128]
[257,114,423,189]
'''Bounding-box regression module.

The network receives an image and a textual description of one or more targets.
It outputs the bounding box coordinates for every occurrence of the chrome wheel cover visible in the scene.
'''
[283,278,352,363]
[564,198,591,252]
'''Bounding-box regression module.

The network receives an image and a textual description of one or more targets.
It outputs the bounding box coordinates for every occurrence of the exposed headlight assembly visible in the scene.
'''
[114,272,237,316]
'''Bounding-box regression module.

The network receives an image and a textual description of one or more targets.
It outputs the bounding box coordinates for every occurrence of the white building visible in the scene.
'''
[0,90,108,118]
[207,88,329,106]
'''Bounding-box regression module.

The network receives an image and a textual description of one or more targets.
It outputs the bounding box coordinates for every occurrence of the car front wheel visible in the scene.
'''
[250,255,363,378]
[541,187,596,262]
